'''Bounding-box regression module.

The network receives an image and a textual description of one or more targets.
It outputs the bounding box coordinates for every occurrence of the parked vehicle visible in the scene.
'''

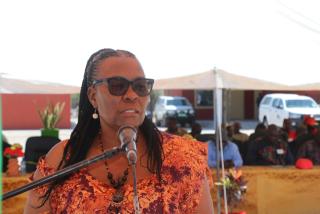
[153,96,195,127]
[258,93,320,127]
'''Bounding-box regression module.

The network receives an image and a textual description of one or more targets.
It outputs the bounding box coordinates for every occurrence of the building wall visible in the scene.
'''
[2,94,71,129]
[163,89,253,120]
[228,90,245,120]
[161,89,320,121]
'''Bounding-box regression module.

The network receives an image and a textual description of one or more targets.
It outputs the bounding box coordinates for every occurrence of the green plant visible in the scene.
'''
[38,102,65,129]
[215,167,247,210]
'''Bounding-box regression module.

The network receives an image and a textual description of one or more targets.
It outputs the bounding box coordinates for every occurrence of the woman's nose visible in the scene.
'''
[123,85,138,101]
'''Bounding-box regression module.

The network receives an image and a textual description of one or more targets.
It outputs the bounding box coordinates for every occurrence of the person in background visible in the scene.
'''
[294,116,319,159]
[231,122,249,164]
[165,116,188,136]
[208,129,243,168]
[24,48,213,213]
[246,124,293,165]
[2,133,11,172]
[182,122,203,141]
[248,123,267,143]
[232,121,249,143]
[280,118,297,143]
[296,119,320,164]
[225,124,234,139]
[190,122,202,138]
[246,123,267,164]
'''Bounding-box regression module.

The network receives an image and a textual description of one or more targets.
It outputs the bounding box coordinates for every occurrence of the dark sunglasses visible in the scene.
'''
[92,76,154,97]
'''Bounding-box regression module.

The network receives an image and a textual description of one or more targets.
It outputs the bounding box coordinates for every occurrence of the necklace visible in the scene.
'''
[99,132,129,213]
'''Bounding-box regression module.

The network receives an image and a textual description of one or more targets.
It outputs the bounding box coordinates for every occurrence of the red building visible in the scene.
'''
[1,77,80,129]
[2,94,71,129]
[162,89,320,121]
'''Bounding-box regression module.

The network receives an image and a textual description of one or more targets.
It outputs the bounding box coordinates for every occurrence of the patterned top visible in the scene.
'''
[296,139,320,164]
[33,132,208,214]
[257,138,292,165]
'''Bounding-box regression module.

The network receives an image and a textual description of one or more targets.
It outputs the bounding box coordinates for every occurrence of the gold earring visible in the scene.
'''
[92,108,99,119]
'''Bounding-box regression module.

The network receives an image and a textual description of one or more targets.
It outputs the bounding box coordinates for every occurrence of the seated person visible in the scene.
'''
[230,122,249,164]
[2,134,11,172]
[296,126,320,165]
[292,117,318,160]
[165,116,188,136]
[225,124,234,139]
[232,121,249,143]
[246,124,293,165]
[190,122,202,138]
[183,122,203,141]
[280,118,297,142]
[248,123,267,143]
[208,130,243,168]
[291,124,308,159]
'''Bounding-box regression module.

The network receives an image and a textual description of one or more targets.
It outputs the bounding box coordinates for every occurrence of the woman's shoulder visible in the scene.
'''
[159,132,208,212]
[45,139,69,170]
[32,139,69,181]
[160,132,208,170]
[161,132,207,151]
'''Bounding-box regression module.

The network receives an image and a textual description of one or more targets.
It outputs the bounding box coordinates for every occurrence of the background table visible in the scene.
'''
[2,174,30,214]
[211,166,320,214]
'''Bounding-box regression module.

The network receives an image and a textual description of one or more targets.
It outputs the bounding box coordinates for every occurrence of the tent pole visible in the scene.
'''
[213,69,228,214]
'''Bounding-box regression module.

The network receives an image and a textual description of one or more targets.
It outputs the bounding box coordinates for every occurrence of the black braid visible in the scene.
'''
[37,48,163,207]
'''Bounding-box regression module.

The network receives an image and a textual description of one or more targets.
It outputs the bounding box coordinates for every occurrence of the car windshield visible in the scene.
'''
[167,99,188,106]
[286,99,318,108]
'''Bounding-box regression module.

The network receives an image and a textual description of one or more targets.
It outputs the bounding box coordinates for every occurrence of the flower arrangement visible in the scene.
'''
[215,163,247,211]
[37,102,65,129]
[3,143,24,158]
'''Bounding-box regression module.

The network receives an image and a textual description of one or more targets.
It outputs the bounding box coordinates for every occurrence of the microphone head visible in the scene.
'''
[117,125,137,148]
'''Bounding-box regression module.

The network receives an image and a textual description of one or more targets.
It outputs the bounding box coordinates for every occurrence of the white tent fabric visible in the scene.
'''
[0,77,80,94]
[154,69,319,91]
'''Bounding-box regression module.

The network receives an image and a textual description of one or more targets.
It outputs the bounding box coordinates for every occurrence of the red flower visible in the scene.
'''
[3,144,24,158]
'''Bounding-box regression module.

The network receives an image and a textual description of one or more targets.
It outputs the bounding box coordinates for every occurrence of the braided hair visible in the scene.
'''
[39,48,163,206]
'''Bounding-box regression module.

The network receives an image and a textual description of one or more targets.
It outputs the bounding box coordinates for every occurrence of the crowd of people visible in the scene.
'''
[234,116,320,166]
[163,116,320,168]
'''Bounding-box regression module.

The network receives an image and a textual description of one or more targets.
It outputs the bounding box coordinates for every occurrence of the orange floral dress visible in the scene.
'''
[33,132,208,214]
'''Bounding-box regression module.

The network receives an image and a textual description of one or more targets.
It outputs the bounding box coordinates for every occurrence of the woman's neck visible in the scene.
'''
[99,127,121,149]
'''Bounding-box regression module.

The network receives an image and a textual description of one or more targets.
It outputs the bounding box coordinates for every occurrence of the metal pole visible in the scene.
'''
[213,69,228,214]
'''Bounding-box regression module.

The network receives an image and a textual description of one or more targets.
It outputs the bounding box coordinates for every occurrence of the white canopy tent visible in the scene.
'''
[0,77,80,94]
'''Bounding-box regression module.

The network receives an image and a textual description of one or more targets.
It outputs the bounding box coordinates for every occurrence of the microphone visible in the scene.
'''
[118,125,138,165]
[118,125,141,213]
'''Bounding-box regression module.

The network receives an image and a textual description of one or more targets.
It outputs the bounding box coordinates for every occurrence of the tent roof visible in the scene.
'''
[291,82,320,91]
[154,69,293,90]
[0,77,80,94]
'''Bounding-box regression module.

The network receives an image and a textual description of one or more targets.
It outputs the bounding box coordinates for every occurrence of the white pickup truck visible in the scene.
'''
[258,93,320,127]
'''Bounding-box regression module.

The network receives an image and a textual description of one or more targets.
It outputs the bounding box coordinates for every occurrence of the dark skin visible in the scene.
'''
[190,123,202,137]
[24,56,214,214]
[267,125,280,144]
[233,122,241,134]
[165,118,178,134]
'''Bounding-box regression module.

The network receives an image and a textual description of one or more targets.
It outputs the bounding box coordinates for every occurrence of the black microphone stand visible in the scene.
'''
[2,146,125,201]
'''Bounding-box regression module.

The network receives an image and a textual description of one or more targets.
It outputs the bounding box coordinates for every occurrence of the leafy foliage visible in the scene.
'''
[215,167,247,210]
[38,102,65,129]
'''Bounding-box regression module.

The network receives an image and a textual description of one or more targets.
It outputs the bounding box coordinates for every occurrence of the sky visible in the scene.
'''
[0,0,320,87]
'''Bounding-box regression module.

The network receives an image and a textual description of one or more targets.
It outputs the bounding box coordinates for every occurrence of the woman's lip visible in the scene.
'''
[121,109,139,114]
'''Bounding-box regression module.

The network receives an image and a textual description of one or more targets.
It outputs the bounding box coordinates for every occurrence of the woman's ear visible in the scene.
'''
[87,86,97,108]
